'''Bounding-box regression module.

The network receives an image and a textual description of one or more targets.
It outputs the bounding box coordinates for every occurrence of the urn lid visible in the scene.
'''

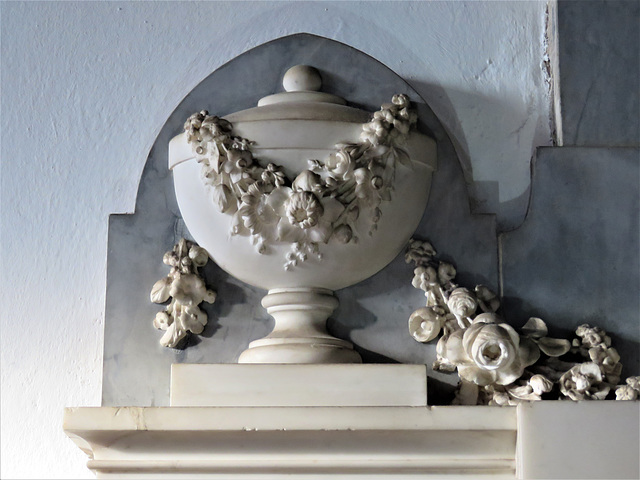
[223,65,371,124]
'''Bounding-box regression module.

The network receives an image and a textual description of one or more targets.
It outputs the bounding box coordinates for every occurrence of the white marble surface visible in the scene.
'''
[170,364,427,407]
[517,401,640,479]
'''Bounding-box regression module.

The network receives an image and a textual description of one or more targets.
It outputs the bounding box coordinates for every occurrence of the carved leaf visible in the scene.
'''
[160,322,186,348]
[522,317,548,338]
[211,184,236,213]
[392,147,412,168]
[150,277,172,304]
[537,337,571,357]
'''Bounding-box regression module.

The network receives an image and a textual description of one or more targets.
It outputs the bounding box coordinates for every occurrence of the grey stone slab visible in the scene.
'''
[558,0,639,146]
[102,34,499,406]
[501,146,640,374]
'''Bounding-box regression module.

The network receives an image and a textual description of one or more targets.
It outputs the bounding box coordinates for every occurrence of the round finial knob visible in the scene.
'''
[283,65,322,92]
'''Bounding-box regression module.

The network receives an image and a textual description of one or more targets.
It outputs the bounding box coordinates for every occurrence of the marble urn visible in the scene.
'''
[168,65,436,363]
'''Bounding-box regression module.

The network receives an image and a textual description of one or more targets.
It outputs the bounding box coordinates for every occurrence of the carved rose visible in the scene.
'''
[325,150,355,179]
[408,307,445,343]
[437,313,540,386]
[559,362,610,400]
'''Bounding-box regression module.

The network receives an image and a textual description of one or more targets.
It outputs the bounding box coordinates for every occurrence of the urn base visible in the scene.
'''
[238,288,362,364]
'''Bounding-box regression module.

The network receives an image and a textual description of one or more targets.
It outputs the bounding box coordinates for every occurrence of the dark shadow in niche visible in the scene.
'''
[427,377,457,406]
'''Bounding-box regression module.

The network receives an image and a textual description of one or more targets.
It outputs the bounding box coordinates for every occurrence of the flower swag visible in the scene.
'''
[406,238,639,405]
[184,94,418,270]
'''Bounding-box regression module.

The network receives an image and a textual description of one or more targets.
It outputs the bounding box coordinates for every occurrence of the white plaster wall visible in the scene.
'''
[0,2,552,478]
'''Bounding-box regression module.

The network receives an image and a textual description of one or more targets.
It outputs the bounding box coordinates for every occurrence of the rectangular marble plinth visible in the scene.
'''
[170,364,427,407]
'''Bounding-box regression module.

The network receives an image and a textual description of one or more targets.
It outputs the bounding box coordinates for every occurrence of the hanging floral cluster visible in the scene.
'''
[183,94,417,270]
[150,239,217,348]
[405,238,639,405]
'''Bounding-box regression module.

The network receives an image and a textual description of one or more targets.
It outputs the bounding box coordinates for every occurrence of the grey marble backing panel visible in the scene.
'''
[558,0,639,146]
[501,147,640,374]
[102,34,499,405]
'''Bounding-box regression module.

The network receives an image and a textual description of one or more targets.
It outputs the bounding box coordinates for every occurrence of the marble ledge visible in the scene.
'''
[64,405,516,432]
[64,405,517,479]
[64,402,639,479]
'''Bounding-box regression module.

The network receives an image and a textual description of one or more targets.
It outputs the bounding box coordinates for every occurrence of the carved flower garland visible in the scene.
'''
[406,238,638,405]
[150,239,216,348]
[184,94,417,269]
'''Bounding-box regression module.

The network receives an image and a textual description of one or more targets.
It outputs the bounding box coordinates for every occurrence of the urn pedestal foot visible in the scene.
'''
[238,288,362,364]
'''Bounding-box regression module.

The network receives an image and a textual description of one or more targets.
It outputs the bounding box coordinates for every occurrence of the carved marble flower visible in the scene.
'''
[292,170,325,196]
[360,118,390,146]
[325,150,355,179]
[184,111,206,143]
[437,262,456,284]
[575,324,611,349]
[588,345,622,385]
[437,313,540,386]
[447,287,478,328]
[353,167,382,210]
[223,148,253,183]
[412,266,439,291]
[286,191,323,229]
[169,273,216,306]
[447,288,477,318]
[269,186,344,244]
[408,307,445,343]
[405,239,437,266]
[485,374,554,406]
[615,376,640,400]
[559,362,610,400]
[236,182,279,239]
[156,303,209,348]
[261,163,287,190]
[392,93,411,109]
[184,111,231,151]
